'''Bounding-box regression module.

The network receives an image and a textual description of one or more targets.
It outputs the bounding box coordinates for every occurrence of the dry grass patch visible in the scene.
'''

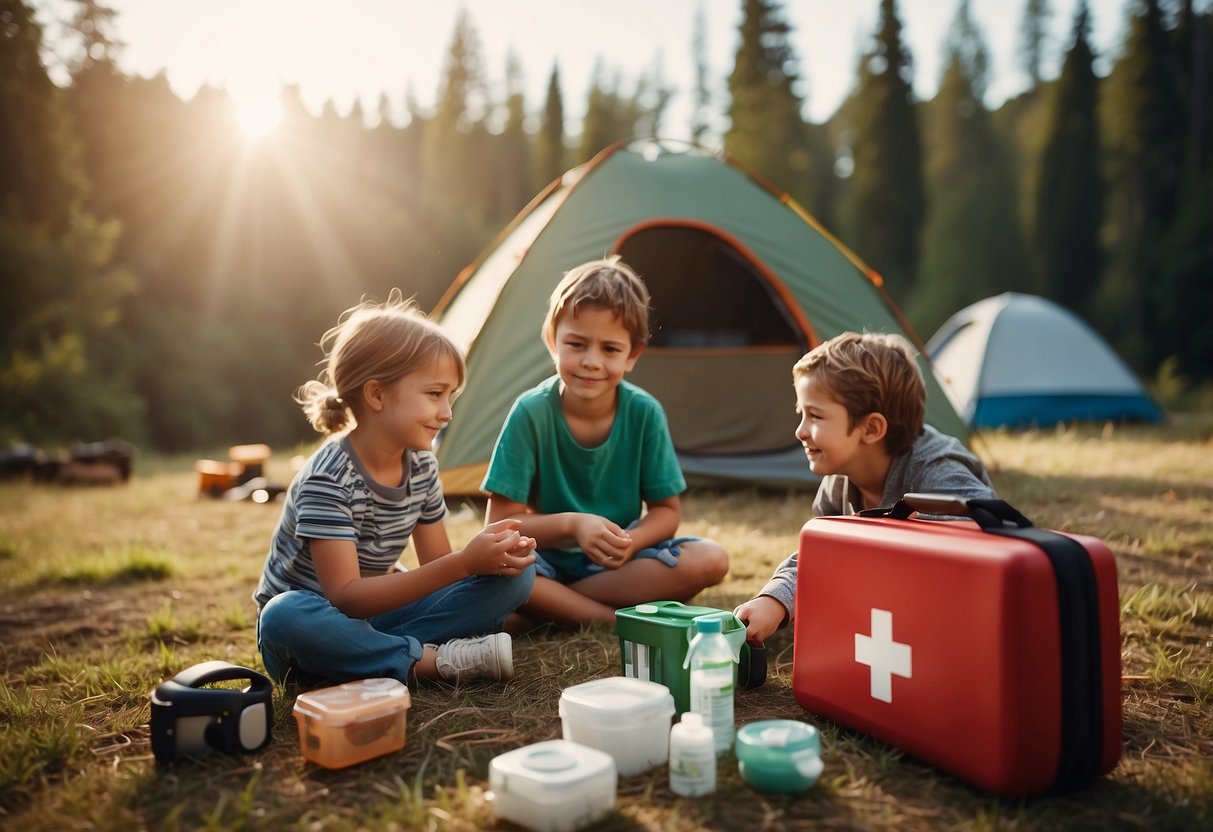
[1,418,1211,829]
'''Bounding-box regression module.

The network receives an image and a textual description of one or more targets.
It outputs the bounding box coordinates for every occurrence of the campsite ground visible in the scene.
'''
[1,417,1210,830]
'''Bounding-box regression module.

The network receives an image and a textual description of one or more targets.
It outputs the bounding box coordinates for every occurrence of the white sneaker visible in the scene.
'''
[435,633,514,683]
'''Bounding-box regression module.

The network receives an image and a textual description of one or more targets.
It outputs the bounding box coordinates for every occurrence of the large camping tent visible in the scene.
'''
[926,292,1163,429]
[433,140,968,494]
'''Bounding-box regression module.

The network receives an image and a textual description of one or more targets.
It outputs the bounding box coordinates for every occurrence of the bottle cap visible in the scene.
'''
[681,712,704,729]
[694,616,722,634]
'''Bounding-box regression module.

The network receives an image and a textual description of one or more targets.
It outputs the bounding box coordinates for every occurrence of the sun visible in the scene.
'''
[231,91,283,139]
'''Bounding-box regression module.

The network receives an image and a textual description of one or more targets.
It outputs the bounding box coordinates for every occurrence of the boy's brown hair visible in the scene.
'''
[542,256,651,351]
[793,331,925,457]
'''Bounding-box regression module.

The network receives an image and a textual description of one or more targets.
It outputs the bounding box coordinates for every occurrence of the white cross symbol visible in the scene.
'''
[854,608,912,703]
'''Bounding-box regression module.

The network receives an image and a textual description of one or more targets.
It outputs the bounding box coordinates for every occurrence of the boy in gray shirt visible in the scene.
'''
[735,332,994,643]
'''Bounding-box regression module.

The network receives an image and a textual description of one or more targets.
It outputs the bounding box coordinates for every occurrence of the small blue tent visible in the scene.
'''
[926,293,1163,429]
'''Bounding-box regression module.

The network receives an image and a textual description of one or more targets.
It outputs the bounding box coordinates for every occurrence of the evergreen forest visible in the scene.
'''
[3,0,1211,453]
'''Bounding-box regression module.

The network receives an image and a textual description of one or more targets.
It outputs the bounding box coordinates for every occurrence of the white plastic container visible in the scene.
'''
[668,711,717,796]
[292,678,411,769]
[559,676,675,776]
[489,739,616,832]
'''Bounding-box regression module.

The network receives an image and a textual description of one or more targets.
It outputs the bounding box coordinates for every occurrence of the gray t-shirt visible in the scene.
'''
[757,424,995,624]
[253,436,447,609]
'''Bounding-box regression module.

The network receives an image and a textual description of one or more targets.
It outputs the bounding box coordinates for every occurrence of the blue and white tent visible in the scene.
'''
[926,293,1163,429]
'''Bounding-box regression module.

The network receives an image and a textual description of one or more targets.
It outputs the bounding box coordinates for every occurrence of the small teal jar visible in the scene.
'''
[735,720,823,793]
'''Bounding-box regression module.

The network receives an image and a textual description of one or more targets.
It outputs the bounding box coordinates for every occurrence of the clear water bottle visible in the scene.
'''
[682,616,736,755]
[668,711,716,796]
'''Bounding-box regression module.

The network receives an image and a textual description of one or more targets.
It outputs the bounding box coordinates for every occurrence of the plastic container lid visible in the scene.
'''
[736,719,819,755]
[293,678,410,727]
[490,739,616,804]
[559,677,675,723]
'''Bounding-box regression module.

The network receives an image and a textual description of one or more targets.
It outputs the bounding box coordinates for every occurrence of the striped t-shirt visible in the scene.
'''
[253,435,447,609]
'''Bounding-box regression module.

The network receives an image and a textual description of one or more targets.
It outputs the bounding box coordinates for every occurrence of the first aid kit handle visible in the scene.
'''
[886,493,1035,530]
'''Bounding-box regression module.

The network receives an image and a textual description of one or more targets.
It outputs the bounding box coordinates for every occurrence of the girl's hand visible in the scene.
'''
[460,519,537,577]
[734,596,786,644]
[572,514,632,569]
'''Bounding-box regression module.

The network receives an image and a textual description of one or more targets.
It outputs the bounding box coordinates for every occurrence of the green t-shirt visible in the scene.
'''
[481,376,686,531]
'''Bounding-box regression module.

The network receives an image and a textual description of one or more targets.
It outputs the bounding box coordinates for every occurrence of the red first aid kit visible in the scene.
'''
[792,494,1121,797]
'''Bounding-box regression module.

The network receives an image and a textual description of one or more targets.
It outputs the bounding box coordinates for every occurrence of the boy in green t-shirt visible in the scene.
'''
[483,257,729,627]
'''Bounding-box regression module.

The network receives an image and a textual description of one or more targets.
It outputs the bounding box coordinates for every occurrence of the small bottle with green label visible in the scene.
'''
[668,711,716,795]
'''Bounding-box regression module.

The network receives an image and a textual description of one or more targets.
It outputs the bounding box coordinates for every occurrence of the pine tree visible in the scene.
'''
[0,0,83,226]
[68,0,122,71]
[496,51,533,218]
[0,0,139,444]
[1154,2,1213,381]
[579,61,623,163]
[690,2,712,144]
[1098,0,1187,372]
[725,0,814,208]
[1017,0,1052,92]
[424,9,484,199]
[943,0,990,99]
[842,0,925,304]
[533,63,565,187]
[632,55,672,139]
[63,0,125,222]
[577,61,661,163]
[1032,0,1101,316]
[910,0,1028,335]
[1175,0,1211,178]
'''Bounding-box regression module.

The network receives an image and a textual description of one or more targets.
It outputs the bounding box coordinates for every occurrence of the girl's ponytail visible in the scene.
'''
[295,379,352,435]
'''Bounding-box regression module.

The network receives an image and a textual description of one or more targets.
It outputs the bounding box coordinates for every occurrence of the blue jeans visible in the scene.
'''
[257,567,535,687]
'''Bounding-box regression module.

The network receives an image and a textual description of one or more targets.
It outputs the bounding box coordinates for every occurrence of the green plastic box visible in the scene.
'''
[615,601,763,714]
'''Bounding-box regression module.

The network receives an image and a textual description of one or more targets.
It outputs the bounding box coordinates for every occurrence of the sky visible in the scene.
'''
[41,0,1138,137]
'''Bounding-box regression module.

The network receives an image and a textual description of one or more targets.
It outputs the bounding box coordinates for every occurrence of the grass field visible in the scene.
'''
[1,418,1211,830]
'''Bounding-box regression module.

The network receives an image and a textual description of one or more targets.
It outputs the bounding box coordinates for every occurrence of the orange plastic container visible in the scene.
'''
[292,678,411,769]
[194,459,237,495]
[227,443,271,466]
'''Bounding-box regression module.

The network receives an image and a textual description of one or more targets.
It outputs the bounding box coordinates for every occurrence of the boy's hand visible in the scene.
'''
[573,514,632,569]
[734,595,787,644]
[460,519,536,577]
